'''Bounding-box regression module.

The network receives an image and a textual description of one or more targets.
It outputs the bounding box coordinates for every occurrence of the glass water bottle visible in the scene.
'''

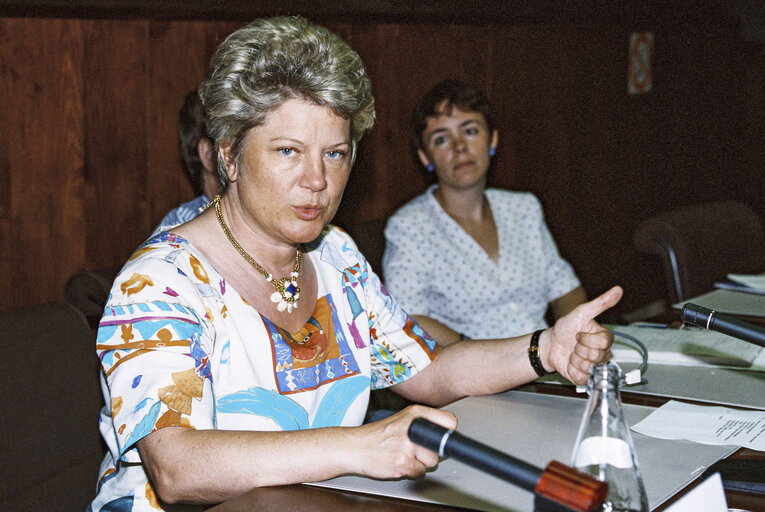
[570,360,649,512]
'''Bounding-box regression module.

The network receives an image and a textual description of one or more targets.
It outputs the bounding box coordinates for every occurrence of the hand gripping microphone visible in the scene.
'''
[681,303,765,348]
[408,418,607,512]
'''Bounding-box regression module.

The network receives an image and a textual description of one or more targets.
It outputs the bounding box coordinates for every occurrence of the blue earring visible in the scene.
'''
[426,163,434,173]
[489,147,496,157]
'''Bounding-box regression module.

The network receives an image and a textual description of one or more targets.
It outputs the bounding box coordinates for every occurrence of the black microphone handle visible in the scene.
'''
[408,417,542,492]
[681,303,765,348]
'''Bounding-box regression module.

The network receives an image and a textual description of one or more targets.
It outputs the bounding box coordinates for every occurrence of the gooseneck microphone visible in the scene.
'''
[681,303,765,348]
[408,418,607,512]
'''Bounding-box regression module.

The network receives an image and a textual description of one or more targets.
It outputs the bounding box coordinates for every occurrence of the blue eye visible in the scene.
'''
[433,135,447,146]
[279,147,295,156]
[326,150,347,160]
[465,127,479,136]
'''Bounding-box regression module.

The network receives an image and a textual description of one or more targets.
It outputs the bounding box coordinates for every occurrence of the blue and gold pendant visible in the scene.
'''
[269,272,300,313]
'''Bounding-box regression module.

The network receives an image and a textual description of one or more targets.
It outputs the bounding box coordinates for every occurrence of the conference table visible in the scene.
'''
[205,383,764,512]
[206,289,765,512]
[205,463,763,512]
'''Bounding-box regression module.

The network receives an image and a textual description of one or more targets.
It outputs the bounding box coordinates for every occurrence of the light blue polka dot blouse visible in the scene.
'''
[382,185,580,340]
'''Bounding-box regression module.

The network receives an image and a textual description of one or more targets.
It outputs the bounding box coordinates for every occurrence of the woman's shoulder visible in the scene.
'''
[101,234,213,351]
[487,188,543,212]
[308,225,365,269]
[110,232,214,300]
[310,224,354,247]
[486,187,539,202]
[124,232,199,267]
[387,187,437,226]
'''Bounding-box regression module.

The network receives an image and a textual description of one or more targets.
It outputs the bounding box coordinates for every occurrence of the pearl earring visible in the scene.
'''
[489,147,496,157]
[426,163,434,173]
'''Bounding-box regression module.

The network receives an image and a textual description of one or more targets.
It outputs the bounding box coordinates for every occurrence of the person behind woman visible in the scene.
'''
[383,79,587,346]
[91,18,621,511]
[152,89,219,236]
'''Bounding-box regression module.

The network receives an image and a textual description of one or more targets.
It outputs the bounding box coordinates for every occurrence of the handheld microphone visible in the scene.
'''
[408,418,607,512]
[680,303,765,348]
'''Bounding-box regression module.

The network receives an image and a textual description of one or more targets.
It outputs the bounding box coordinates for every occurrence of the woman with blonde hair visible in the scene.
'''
[91,17,620,511]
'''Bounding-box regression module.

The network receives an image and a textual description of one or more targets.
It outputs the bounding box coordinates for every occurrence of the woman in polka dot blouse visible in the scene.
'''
[383,79,587,346]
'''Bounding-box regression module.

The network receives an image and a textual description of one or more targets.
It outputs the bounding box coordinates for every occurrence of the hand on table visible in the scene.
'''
[352,405,457,480]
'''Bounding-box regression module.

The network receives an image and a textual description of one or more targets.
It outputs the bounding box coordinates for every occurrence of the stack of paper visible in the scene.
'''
[610,324,762,368]
[715,272,765,296]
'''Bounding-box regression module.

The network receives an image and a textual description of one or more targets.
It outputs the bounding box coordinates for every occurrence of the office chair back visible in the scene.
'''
[0,302,104,511]
[63,267,120,329]
[634,200,765,304]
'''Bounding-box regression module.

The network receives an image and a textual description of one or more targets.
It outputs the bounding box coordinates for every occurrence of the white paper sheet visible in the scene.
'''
[715,280,765,296]
[611,324,761,368]
[632,400,765,451]
[728,272,765,292]
[662,473,728,512]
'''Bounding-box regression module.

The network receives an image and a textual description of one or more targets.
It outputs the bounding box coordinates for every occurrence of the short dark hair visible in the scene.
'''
[411,79,494,155]
[177,89,209,196]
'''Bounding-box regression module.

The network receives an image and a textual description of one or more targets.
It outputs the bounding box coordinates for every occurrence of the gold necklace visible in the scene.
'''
[213,195,301,313]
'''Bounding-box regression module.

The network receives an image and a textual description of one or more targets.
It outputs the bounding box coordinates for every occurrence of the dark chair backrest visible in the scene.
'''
[64,267,120,329]
[0,302,104,511]
[634,201,765,304]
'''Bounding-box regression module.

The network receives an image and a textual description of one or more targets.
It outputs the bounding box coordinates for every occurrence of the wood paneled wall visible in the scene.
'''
[1,9,762,315]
